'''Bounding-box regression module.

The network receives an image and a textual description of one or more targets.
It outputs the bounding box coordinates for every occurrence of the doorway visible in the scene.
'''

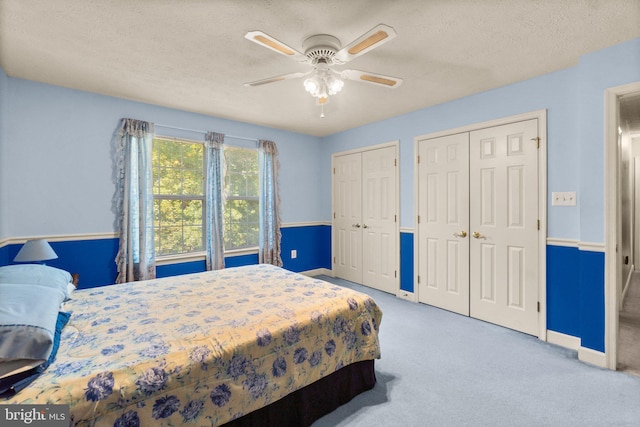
[606,84,640,372]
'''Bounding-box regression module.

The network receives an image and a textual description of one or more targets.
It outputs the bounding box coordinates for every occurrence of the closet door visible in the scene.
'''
[333,145,399,293]
[417,133,470,315]
[416,118,540,336]
[333,152,363,283]
[469,119,539,335]
[362,146,398,294]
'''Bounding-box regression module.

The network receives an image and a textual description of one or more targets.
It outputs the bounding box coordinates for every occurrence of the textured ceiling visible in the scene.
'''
[1,0,639,137]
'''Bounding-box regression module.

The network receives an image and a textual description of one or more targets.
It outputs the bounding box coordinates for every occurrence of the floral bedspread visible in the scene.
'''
[5,264,382,426]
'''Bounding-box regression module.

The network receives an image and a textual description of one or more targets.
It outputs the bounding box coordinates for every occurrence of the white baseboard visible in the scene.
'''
[547,331,607,369]
[547,330,580,351]
[578,346,607,368]
[300,268,332,277]
[396,290,417,302]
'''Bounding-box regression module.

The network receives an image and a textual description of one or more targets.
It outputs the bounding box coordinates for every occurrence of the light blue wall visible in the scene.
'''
[319,67,581,237]
[3,78,323,237]
[320,38,640,243]
[577,39,640,244]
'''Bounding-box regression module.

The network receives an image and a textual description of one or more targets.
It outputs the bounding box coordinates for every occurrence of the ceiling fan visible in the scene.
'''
[244,24,403,117]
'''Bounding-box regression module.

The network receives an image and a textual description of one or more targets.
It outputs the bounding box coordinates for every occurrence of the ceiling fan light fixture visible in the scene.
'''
[304,75,321,95]
[326,74,344,95]
[303,71,343,99]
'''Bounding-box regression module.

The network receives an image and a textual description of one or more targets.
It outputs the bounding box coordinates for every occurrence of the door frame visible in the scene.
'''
[331,140,401,294]
[604,81,640,370]
[414,110,548,340]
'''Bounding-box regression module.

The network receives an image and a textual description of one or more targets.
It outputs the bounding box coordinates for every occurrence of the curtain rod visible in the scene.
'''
[155,123,259,143]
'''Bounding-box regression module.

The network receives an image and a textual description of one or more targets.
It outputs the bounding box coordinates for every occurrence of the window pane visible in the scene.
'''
[153,138,203,197]
[224,198,259,250]
[156,199,182,226]
[247,173,259,197]
[154,200,204,256]
[183,169,203,195]
[157,226,183,257]
[225,172,246,197]
[153,137,205,257]
[182,144,203,169]
[183,225,204,252]
[182,200,203,225]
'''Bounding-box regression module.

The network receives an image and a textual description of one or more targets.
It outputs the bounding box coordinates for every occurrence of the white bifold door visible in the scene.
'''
[333,145,398,294]
[417,119,539,336]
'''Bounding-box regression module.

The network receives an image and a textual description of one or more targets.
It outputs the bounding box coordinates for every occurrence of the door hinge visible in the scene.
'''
[537,301,540,312]
[395,214,397,223]
[394,158,397,167]
[394,270,397,278]
[333,256,336,264]
[537,219,540,230]
[531,137,540,149]
[333,167,336,174]
[417,155,420,164]
[417,215,421,224]
[333,212,336,219]
[417,275,420,284]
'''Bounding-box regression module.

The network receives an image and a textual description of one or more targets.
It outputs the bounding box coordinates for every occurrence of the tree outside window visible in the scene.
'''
[151,138,259,257]
[153,138,205,257]
[224,147,259,251]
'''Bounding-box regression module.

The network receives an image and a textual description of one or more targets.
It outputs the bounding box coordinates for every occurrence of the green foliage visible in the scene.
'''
[151,139,260,256]
[224,147,259,251]
[153,138,205,256]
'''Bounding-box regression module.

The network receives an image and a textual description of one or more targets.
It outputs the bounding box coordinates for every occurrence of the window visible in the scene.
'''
[224,147,259,251]
[153,138,205,257]
[152,137,259,257]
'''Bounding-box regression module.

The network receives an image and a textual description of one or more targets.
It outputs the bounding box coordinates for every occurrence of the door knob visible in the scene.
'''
[472,231,484,239]
[362,224,369,229]
[453,231,467,238]
[352,223,361,228]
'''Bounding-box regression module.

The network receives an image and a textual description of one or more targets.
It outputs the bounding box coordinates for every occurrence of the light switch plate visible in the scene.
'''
[552,191,577,206]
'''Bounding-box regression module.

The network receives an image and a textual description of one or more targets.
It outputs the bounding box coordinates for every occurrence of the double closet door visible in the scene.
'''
[417,119,539,335]
[333,145,398,294]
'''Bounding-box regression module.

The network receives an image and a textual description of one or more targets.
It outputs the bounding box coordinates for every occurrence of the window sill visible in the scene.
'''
[155,247,259,265]
[156,252,206,266]
[225,247,259,257]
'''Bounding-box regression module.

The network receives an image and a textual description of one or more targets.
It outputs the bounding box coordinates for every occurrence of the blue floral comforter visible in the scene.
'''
[4,265,382,426]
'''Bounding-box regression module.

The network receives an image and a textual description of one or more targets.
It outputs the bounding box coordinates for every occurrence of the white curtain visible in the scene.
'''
[114,118,156,283]
[205,132,225,270]
[258,140,282,266]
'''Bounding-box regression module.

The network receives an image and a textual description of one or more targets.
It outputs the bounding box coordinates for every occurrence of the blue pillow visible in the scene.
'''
[0,283,67,362]
[0,311,70,398]
[0,265,72,300]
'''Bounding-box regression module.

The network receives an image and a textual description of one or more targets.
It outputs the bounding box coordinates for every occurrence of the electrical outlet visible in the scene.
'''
[551,191,577,206]
[291,250,297,259]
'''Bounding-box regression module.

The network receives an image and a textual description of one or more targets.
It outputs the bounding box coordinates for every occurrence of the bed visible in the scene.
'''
[0,263,382,426]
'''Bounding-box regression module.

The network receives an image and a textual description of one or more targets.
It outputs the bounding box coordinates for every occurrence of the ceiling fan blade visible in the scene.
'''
[340,69,403,88]
[244,71,309,87]
[245,31,307,62]
[334,24,397,63]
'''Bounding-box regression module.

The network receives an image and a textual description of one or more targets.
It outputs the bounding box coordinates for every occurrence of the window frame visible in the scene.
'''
[152,136,261,264]
[223,145,260,252]
[152,136,207,260]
